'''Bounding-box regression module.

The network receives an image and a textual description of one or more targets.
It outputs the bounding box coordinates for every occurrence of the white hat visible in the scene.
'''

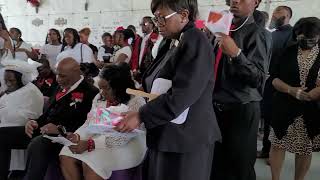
[1,58,42,85]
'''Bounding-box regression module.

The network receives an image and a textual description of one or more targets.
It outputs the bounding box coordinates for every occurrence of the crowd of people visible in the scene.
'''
[0,0,319,180]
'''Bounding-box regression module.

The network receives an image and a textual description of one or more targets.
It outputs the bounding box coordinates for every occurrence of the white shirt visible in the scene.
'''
[0,83,44,127]
[39,44,62,69]
[56,43,94,65]
[139,33,151,66]
[97,46,113,62]
[152,35,164,59]
[14,41,32,61]
[58,75,84,100]
[111,46,132,64]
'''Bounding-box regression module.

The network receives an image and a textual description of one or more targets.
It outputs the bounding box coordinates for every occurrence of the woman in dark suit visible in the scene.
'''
[269,17,320,180]
[115,0,221,180]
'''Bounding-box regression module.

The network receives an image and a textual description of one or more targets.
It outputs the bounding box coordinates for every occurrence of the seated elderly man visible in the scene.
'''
[0,57,99,180]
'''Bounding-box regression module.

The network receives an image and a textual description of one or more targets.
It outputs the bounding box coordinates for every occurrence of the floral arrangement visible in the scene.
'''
[27,0,41,13]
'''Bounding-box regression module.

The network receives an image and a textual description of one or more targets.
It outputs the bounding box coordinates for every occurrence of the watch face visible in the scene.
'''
[58,126,67,137]
[103,56,111,63]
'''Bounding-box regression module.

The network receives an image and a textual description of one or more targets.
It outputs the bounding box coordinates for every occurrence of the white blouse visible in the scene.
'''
[14,41,32,61]
[97,46,113,62]
[56,43,94,65]
[39,44,62,69]
[111,46,132,64]
[0,83,44,127]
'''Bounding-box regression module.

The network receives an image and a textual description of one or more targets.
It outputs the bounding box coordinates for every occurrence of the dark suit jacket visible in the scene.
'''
[142,38,172,93]
[262,25,293,118]
[33,72,58,97]
[37,79,99,132]
[139,22,221,153]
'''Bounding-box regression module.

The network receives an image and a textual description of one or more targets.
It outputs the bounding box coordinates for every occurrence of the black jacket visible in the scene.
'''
[262,24,293,118]
[33,72,58,97]
[37,79,99,132]
[213,16,272,104]
[271,44,320,140]
[139,22,221,153]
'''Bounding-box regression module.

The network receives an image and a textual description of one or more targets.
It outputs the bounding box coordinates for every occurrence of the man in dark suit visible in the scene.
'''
[0,57,98,180]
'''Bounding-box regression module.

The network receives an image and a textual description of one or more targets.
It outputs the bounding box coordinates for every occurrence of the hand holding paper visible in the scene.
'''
[216,33,240,58]
[43,135,76,147]
[206,10,233,36]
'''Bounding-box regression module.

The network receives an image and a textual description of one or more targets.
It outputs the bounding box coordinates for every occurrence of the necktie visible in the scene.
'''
[213,24,236,81]
[55,88,70,101]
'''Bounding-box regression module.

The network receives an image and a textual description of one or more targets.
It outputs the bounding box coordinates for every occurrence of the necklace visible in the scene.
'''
[230,16,250,32]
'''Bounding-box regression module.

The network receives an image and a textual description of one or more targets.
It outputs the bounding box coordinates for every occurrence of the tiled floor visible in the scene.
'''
[256,141,320,180]
[9,141,320,180]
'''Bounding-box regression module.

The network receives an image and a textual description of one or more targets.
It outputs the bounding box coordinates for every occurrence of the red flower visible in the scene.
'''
[27,0,40,7]
[45,78,53,87]
[71,92,84,102]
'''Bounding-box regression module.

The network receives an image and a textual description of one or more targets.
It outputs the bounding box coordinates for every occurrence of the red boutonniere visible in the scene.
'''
[70,92,84,108]
[45,78,53,87]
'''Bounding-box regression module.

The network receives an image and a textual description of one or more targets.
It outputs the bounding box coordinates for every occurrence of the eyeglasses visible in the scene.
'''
[140,22,149,27]
[152,12,177,26]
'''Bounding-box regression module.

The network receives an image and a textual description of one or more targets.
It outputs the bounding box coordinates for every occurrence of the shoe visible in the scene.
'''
[257,151,269,158]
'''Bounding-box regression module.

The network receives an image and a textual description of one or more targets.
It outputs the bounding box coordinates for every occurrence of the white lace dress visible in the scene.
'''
[59,95,147,179]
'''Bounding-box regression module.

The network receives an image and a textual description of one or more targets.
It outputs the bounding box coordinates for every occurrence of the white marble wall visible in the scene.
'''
[0,0,319,47]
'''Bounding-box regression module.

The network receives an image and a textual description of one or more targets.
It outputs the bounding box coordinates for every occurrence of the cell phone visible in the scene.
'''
[57,125,67,137]
[103,56,111,63]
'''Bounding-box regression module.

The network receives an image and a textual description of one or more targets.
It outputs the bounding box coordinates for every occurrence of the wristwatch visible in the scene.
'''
[235,48,242,57]
[230,48,242,62]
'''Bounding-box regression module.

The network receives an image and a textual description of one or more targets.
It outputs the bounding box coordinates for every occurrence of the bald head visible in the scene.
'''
[56,57,81,89]
[270,6,292,29]
[57,57,80,72]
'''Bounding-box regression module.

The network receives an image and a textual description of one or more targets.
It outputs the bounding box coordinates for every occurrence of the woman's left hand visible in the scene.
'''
[69,140,88,154]
[308,88,320,101]
[114,112,141,133]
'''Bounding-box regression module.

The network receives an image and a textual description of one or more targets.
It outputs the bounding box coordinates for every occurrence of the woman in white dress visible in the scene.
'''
[60,63,146,180]
[0,59,44,127]
[9,28,38,61]
[39,29,62,69]
[56,28,95,65]
[0,14,13,63]
[110,29,134,65]
[0,59,44,175]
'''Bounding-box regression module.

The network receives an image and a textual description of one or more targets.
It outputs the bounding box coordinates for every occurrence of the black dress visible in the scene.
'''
[140,22,221,180]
